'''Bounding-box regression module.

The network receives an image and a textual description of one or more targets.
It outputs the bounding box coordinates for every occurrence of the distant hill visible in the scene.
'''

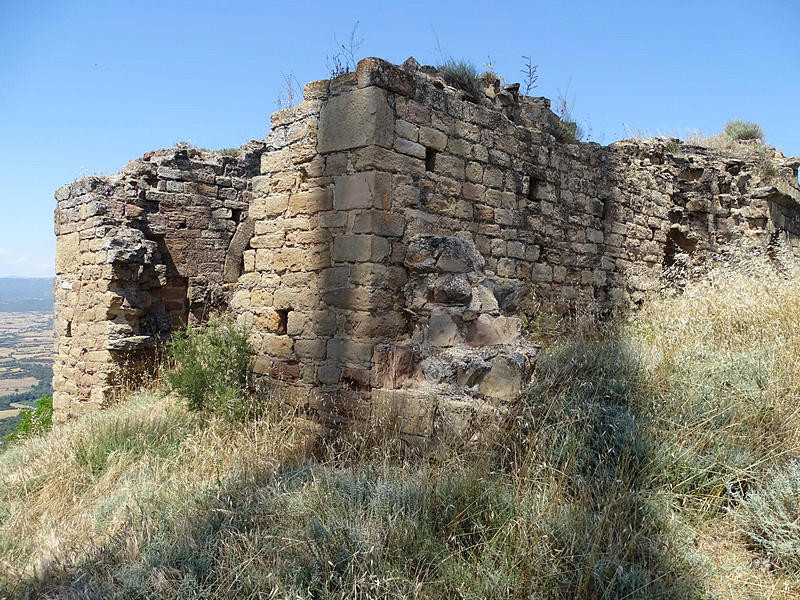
[0,278,53,312]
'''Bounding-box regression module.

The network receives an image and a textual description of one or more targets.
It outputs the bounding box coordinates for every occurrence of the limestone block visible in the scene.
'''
[327,338,374,364]
[427,307,462,347]
[318,86,394,153]
[312,309,338,336]
[334,171,392,210]
[394,138,426,159]
[288,189,332,216]
[354,146,426,177]
[55,232,80,274]
[371,343,415,389]
[350,263,407,288]
[478,354,525,400]
[352,210,406,237]
[395,119,419,141]
[419,127,447,151]
[433,154,465,180]
[356,57,416,96]
[252,176,272,196]
[250,195,288,219]
[332,234,390,262]
[346,310,407,340]
[320,211,348,228]
[320,266,351,290]
[294,339,327,360]
[286,310,310,336]
[466,315,521,347]
[262,334,294,358]
[323,286,393,311]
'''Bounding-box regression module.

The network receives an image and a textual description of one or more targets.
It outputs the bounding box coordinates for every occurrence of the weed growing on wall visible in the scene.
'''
[723,119,764,142]
[437,58,483,100]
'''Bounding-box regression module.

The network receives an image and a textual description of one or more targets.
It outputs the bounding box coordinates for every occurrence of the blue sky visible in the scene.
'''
[1,0,797,277]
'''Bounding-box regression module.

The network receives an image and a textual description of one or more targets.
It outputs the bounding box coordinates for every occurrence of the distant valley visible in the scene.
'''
[0,278,53,439]
[0,277,53,312]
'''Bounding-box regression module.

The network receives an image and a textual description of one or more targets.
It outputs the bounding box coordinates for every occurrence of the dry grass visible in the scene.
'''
[2,247,800,598]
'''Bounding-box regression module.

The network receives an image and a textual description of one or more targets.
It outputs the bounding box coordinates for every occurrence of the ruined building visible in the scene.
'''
[52,57,800,441]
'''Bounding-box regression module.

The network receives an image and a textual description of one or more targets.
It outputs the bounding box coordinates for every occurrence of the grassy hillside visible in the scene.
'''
[2,249,800,598]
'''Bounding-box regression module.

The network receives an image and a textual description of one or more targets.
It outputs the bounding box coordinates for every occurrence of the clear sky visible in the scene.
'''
[1,0,797,277]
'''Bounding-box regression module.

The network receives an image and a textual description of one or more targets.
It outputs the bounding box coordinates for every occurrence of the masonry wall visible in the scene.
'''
[52,145,264,420]
[52,57,800,434]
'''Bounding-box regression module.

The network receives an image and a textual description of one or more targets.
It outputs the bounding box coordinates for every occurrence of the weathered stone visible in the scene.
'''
[466,315,521,347]
[318,86,394,152]
[478,354,525,399]
[433,274,472,304]
[334,171,391,210]
[332,234,390,262]
[427,307,462,347]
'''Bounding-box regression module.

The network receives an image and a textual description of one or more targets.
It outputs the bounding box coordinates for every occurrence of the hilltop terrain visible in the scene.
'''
[2,249,800,598]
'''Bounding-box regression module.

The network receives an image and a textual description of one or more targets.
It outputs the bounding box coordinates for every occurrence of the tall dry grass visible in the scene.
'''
[1,247,800,598]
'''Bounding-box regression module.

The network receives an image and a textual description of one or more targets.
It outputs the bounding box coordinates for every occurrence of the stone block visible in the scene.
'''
[371,343,415,388]
[433,154,465,180]
[323,286,393,311]
[320,266,350,290]
[419,127,447,151]
[346,310,407,340]
[334,171,392,210]
[395,119,419,141]
[478,355,527,400]
[288,189,332,216]
[394,138,426,159]
[466,315,521,347]
[251,195,288,219]
[354,146,426,176]
[318,86,394,153]
[327,338,375,364]
[55,232,80,274]
[427,307,462,347]
[332,234,390,262]
[352,210,406,237]
[295,338,327,360]
[371,389,435,437]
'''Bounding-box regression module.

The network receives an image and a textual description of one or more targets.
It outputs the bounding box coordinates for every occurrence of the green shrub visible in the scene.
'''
[734,460,800,576]
[165,318,254,421]
[438,58,483,100]
[556,120,583,144]
[217,147,238,157]
[4,396,52,443]
[723,119,764,141]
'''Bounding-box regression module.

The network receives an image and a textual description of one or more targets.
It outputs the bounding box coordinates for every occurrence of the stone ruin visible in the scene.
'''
[52,57,800,443]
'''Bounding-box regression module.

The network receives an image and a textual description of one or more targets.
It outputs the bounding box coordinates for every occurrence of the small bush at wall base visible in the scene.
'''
[165,318,255,421]
[723,119,764,142]
[3,396,52,443]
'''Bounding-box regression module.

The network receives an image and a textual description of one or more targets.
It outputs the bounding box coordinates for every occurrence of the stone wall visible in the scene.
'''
[52,144,264,420]
[52,57,800,438]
